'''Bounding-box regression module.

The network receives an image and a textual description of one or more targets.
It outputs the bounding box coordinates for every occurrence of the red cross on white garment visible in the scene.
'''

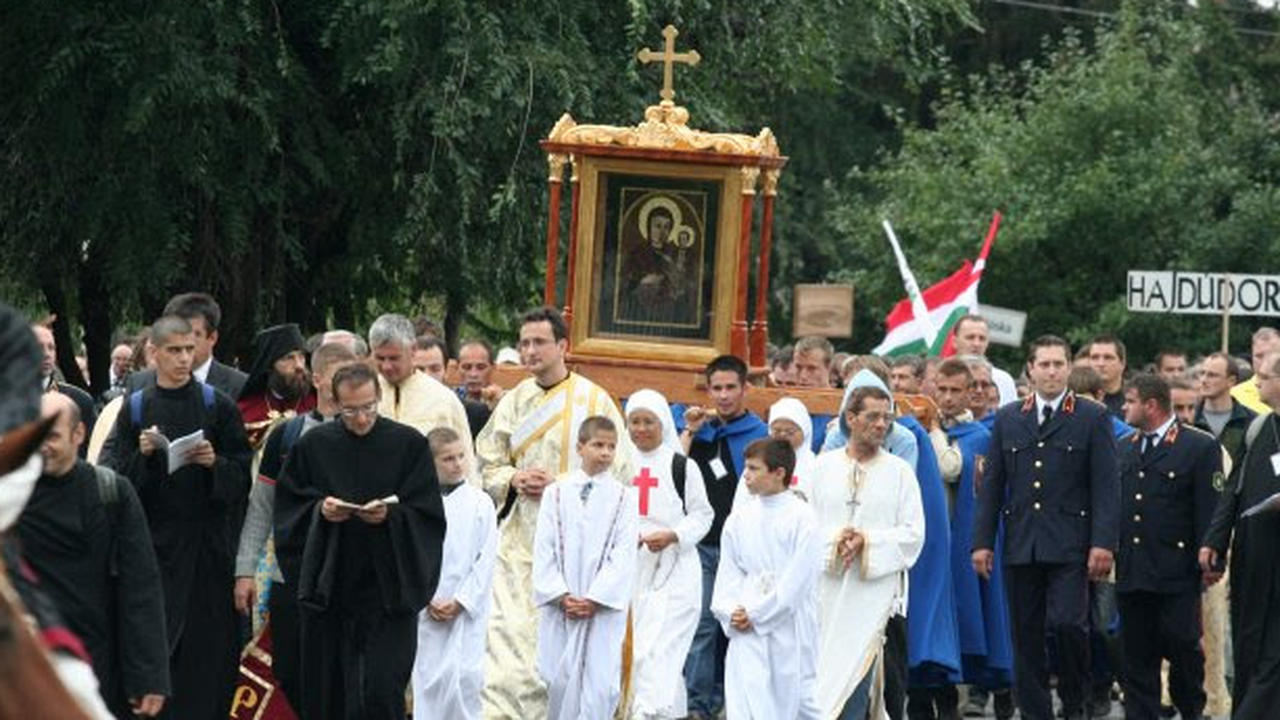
[791,475,799,487]
[633,467,659,516]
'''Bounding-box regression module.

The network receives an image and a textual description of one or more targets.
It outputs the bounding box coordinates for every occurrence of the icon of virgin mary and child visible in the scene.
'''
[617,193,702,327]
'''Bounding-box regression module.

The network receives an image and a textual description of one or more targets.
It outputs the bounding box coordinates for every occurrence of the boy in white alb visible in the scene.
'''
[622,390,714,719]
[412,428,498,720]
[712,437,820,719]
[533,416,638,720]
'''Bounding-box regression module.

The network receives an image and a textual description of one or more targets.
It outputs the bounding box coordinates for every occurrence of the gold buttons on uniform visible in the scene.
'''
[1133,514,1141,522]
[1135,493,1143,501]
[1033,502,1042,510]
[1133,537,1141,545]
[1038,441,1045,448]
[1033,481,1042,489]
[1035,460,1043,468]
[1138,471,1145,479]
[1168,471,1176,479]
[1177,541,1186,549]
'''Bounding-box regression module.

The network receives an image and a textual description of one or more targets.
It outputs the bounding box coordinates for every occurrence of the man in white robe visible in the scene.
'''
[712,438,820,719]
[478,308,632,718]
[811,385,925,719]
[413,428,498,720]
[622,390,713,719]
[367,313,475,467]
[532,416,637,720]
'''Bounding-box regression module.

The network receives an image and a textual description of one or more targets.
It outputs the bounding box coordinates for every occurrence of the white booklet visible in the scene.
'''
[1241,490,1280,519]
[332,494,400,512]
[142,428,206,474]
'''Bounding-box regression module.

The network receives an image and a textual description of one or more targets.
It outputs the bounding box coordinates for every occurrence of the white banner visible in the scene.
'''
[977,304,1027,347]
[1127,271,1280,316]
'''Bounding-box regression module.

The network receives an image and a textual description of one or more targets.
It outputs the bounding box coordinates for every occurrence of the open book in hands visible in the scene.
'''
[330,494,400,512]
[141,428,205,474]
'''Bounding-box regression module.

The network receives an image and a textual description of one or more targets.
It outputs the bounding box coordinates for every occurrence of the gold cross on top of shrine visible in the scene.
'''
[637,25,701,103]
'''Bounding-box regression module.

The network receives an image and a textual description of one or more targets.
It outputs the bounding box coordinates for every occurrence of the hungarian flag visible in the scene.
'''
[871,212,1002,357]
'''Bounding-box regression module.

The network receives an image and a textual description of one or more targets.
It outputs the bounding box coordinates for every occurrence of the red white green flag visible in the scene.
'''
[871,212,1003,357]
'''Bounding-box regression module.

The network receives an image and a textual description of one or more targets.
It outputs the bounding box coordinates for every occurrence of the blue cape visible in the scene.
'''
[671,404,767,478]
[947,420,1013,686]
[1111,415,1135,441]
[898,414,963,685]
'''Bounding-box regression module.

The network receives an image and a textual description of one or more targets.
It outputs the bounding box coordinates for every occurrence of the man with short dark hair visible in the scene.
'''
[678,354,769,720]
[450,339,496,439]
[888,355,926,395]
[973,335,1119,720]
[1117,374,1221,720]
[1196,352,1256,465]
[413,336,448,382]
[1089,334,1128,418]
[127,293,247,399]
[477,307,631,718]
[1154,350,1188,381]
[19,393,170,718]
[101,315,252,720]
[1168,376,1198,424]
[275,362,447,720]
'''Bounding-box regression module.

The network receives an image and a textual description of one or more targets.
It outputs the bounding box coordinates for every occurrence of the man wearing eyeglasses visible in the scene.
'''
[274,362,447,720]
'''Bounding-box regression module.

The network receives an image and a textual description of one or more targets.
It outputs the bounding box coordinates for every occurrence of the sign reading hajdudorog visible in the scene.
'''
[1127,271,1280,316]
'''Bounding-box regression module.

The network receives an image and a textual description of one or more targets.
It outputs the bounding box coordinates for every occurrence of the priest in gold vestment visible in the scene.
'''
[477,308,633,718]
[368,313,477,476]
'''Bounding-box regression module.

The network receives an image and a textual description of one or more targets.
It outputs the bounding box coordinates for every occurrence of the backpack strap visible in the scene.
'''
[280,415,307,459]
[671,453,688,512]
[92,465,123,578]
[129,390,145,428]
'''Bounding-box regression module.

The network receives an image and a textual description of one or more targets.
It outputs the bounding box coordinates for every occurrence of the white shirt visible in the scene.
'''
[1144,414,1177,444]
[193,357,212,384]
[1035,390,1068,420]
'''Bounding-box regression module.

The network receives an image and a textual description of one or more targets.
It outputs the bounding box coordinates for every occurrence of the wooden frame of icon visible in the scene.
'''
[569,156,743,365]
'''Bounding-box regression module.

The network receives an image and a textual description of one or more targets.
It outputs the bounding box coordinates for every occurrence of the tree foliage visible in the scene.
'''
[828,2,1280,365]
[1,0,971,392]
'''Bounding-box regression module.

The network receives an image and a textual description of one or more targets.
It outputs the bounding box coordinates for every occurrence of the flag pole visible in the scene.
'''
[882,219,938,349]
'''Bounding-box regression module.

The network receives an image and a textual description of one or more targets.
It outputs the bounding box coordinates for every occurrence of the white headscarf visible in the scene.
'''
[768,397,815,465]
[624,389,681,454]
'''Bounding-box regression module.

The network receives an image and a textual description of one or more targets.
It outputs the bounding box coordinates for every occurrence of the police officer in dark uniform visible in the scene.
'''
[972,335,1119,720]
[1117,373,1221,720]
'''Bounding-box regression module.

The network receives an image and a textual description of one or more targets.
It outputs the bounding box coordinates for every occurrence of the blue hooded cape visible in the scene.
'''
[820,371,961,683]
[670,404,767,479]
[947,420,1013,687]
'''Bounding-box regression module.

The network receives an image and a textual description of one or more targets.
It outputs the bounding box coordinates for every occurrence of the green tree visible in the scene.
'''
[828,2,1280,365]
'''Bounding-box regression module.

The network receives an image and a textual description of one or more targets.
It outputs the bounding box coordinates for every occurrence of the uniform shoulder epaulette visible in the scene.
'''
[1178,422,1215,440]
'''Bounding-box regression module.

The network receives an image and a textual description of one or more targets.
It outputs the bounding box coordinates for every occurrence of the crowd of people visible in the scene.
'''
[6,296,1280,720]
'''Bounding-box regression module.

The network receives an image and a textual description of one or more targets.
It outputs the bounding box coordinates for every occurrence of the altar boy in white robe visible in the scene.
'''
[712,437,821,719]
[623,390,714,719]
[412,428,498,720]
[532,416,638,720]
[811,385,925,719]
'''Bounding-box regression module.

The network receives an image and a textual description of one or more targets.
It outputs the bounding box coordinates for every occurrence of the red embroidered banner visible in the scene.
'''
[230,625,298,720]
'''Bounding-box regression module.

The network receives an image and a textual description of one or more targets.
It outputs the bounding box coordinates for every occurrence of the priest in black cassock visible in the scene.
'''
[19,392,169,718]
[101,315,252,720]
[274,362,446,720]
[1200,351,1280,720]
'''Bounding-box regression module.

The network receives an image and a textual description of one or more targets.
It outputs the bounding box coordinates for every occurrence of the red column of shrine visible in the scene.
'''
[732,166,760,360]
[750,169,780,367]
[543,154,567,307]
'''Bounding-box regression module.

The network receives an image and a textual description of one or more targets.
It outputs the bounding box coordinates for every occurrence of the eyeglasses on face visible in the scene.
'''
[339,402,379,418]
